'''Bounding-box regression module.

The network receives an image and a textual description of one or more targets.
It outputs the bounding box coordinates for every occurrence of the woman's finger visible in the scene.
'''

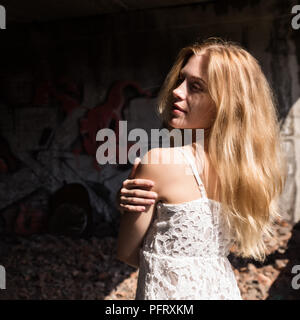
[120,188,158,199]
[128,157,141,179]
[119,203,146,213]
[123,178,154,189]
[120,196,156,206]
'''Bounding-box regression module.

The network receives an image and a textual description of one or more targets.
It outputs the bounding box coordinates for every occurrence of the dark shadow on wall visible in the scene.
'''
[266,221,300,300]
[227,216,300,300]
[228,220,300,300]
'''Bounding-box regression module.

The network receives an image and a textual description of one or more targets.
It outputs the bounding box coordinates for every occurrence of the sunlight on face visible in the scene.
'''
[169,53,216,130]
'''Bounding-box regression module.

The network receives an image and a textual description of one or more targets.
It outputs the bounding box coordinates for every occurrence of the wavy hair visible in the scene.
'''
[157,38,287,262]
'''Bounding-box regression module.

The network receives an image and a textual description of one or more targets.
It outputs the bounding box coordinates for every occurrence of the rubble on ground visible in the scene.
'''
[0,218,299,300]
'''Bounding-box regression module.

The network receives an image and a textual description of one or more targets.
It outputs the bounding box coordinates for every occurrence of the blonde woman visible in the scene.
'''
[116,38,287,300]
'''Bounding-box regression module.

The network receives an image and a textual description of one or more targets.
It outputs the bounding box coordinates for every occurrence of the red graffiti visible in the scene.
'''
[33,78,152,170]
[33,76,83,115]
[79,80,151,169]
[14,204,48,236]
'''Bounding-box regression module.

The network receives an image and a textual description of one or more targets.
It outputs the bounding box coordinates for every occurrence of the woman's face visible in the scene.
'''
[169,53,216,130]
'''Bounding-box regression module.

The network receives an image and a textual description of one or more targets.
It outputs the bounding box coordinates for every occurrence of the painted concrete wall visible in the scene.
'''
[0,0,299,236]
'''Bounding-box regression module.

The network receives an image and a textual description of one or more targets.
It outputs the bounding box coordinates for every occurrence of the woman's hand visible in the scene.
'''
[116,158,158,214]
[116,151,160,268]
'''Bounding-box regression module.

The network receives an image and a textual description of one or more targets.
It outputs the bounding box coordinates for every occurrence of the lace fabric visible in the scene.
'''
[135,146,242,300]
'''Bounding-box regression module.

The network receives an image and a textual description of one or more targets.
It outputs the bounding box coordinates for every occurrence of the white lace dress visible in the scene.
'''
[135,147,242,300]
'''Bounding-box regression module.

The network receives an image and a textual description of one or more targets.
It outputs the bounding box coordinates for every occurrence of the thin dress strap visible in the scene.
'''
[177,147,207,198]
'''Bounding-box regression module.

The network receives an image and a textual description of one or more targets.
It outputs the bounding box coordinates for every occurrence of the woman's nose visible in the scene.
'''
[173,82,186,100]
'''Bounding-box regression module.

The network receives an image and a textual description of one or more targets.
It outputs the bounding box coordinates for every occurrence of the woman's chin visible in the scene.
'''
[168,118,184,129]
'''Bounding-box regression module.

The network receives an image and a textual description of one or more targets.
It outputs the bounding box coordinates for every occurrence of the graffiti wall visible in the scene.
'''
[0,61,162,236]
[0,0,299,237]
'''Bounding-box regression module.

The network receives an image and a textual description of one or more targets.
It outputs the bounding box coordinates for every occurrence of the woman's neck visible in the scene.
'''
[191,128,210,154]
[169,127,211,153]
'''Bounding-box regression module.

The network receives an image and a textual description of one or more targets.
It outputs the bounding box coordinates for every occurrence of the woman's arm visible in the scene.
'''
[116,149,161,268]
[116,158,158,214]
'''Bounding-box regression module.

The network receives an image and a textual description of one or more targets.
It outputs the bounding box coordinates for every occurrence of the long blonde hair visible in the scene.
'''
[157,38,287,262]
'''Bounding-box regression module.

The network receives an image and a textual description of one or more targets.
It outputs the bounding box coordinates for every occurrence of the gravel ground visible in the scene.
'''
[0,217,299,300]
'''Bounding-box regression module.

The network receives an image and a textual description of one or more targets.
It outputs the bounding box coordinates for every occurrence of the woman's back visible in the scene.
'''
[135,146,242,300]
[147,146,220,206]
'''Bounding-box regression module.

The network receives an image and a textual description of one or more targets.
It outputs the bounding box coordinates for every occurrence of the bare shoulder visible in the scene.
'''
[140,147,178,165]
[134,148,176,190]
[135,147,168,174]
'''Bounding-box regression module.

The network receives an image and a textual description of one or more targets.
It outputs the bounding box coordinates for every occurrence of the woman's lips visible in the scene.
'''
[172,104,187,114]
[172,108,185,114]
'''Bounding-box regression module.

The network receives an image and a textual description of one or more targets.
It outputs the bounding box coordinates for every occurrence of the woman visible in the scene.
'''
[116,38,287,300]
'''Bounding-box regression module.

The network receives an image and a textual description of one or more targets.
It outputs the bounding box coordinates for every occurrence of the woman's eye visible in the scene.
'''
[191,83,203,91]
